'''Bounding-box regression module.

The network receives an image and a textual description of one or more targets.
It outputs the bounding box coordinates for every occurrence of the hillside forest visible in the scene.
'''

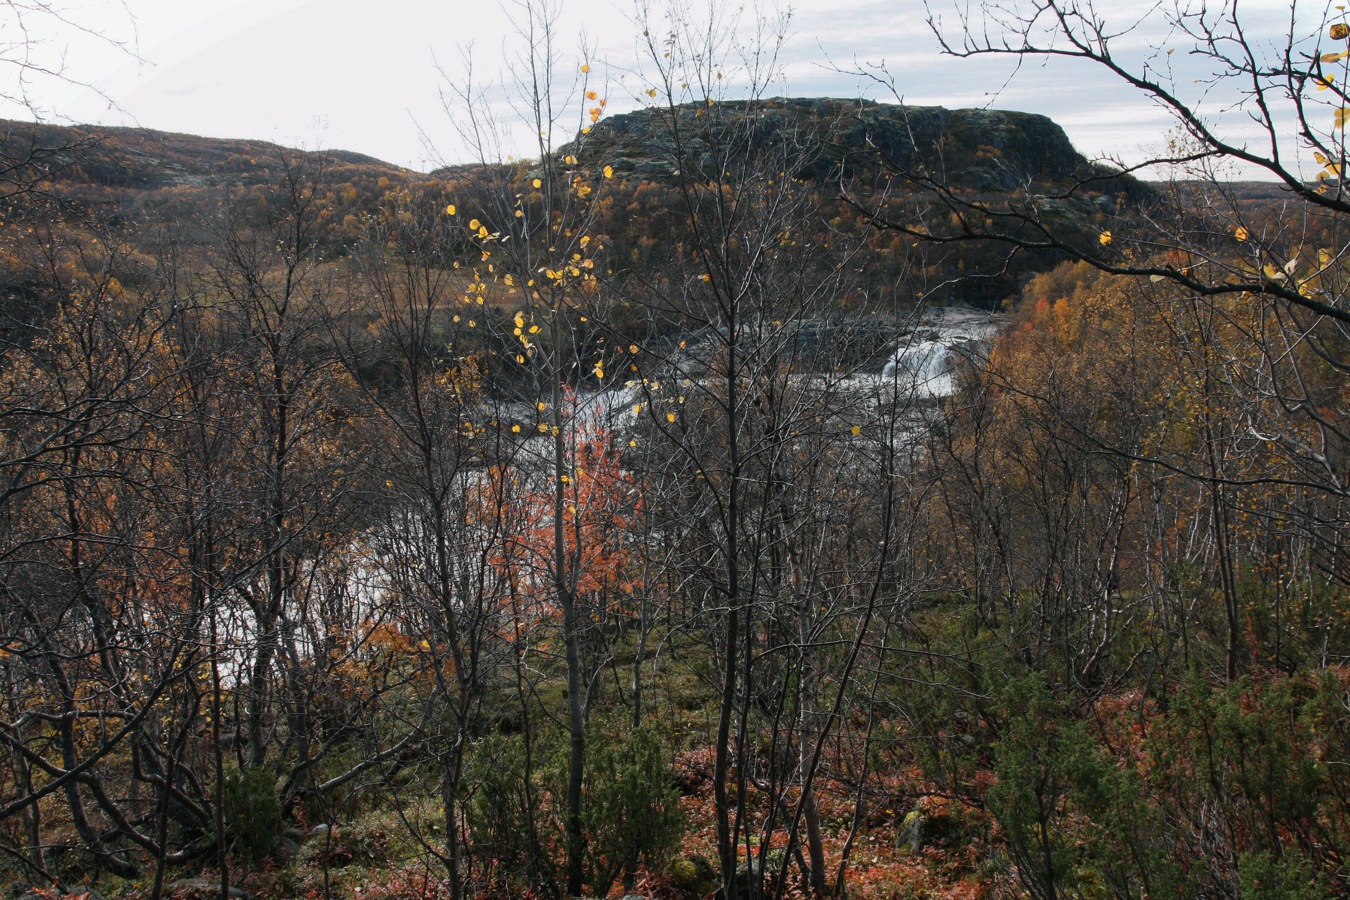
[4,2,1350,899]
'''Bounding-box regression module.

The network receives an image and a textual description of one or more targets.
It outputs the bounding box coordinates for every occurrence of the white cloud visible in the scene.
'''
[0,0,1319,178]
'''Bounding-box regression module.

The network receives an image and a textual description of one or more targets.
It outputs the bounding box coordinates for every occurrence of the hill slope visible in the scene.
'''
[1,101,1153,308]
[0,119,409,191]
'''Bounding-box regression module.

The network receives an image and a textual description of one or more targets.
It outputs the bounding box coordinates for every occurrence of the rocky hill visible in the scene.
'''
[572,97,1138,194]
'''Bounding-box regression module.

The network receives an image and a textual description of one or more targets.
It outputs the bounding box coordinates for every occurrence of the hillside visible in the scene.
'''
[3,99,1133,199]
[0,101,1151,308]
[0,118,411,191]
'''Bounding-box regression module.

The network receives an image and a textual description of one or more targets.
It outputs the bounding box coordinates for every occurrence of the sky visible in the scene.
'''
[0,0,1323,178]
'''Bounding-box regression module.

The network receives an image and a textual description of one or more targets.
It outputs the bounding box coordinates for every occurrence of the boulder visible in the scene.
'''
[669,854,718,897]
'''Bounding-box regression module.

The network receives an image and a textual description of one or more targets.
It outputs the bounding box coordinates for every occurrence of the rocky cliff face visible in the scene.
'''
[561,97,1146,306]
[570,98,1136,195]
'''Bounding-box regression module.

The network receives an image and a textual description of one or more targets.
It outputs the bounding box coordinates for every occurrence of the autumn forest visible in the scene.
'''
[4,2,1350,899]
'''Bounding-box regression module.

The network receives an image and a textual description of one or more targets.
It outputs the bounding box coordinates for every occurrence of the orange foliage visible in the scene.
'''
[514,413,642,608]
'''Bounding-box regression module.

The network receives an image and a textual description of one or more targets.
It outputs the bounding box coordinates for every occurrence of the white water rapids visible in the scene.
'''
[504,306,1005,434]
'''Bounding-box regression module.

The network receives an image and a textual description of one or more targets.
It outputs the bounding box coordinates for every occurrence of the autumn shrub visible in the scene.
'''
[220,766,281,865]
[582,724,685,895]
[295,820,392,869]
[354,865,454,900]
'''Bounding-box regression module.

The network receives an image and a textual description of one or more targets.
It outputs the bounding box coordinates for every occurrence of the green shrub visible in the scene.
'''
[221,766,280,864]
[987,673,1181,899]
[1239,848,1328,899]
[464,731,551,891]
[582,724,685,896]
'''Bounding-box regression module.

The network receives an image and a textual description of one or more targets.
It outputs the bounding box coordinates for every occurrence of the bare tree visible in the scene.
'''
[619,7,938,894]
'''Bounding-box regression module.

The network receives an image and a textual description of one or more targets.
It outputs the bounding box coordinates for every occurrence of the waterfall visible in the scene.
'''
[881,339,953,397]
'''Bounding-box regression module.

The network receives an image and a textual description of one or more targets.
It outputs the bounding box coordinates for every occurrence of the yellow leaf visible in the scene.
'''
[512,424,521,433]
[1318,74,1337,90]
[666,412,677,423]
[580,63,591,73]
[533,178,542,188]
[537,401,547,411]
[1235,225,1249,241]
[539,423,549,433]
[565,155,578,165]
[851,425,861,436]
[699,273,711,282]
[469,218,481,230]
[1262,263,1288,281]
[1332,22,1350,40]
[446,203,457,215]
[586,90,598,100]
[603,165,613,179]
[1324,51,1349,62]
[629,344,639,354]
[646,88,657,98]
[1098,231,1112,245]
[1336,106,1350,127]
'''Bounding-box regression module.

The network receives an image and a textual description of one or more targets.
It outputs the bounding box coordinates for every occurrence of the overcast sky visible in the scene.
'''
[0,0,1320,178]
